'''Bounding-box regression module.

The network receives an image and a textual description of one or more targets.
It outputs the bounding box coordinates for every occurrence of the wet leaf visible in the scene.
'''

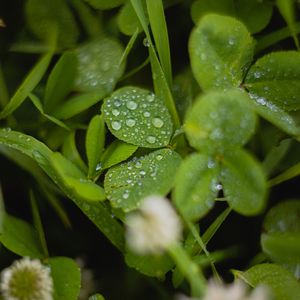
[185,89,256,154]
[173,153,220,221]
[75,37,125,94]
[221,148,267,215]
[189,14,254,91]
[236,264,300,300]
[102,86,173,148]
[104,149,181,212]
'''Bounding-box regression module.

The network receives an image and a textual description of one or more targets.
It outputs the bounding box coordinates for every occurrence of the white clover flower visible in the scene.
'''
[126,195,182,255]
[1,257,53,300]
[201,280,271,300]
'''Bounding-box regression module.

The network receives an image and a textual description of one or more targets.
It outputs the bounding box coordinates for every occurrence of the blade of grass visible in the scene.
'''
[146,0,172,87]
[256,22,300,53]
[268,161,300,186]
[0,52,53,119]
[120,56,150,81]
[119,28,139,66]
[276,0,299,49]
[30,191,49,258]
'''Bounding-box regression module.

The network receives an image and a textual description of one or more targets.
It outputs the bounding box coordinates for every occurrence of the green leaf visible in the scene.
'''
[185,89,256,153]
[221,149,267,215]
[104,149,181,212]
[0,53,52,119]
[0,214,43,258]
[245,51,300,111]
[125,251,173,279]
[75,37,125,94]
[261,233,300,264]
[189,14,254,91]
[0,129,124,251]
[86,115,105,179]
[118,1,144,36]
[53,93,103,120]
[48,257,81,300]
[102,86,173,148]
[44,52,77,112]
[50,152,106,202]
[263,200,300,233]
[100,141,138,170]
[236,264,300,300]
[191,0,273,34]
[25,0,79,48]
[173,153,220,221]
[84,0,125,10]
[276,0,299,49]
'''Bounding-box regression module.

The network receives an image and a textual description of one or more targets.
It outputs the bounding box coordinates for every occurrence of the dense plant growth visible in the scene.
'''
[0,0,300,299]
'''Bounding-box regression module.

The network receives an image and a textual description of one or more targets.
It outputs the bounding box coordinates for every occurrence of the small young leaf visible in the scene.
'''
[118,1,144,36]
[0,53,52,119]
[48,257,81,300]
[221,149,267,215]
[44,52,77,112]
[0,214,43,258]
[102,86,173,148]
[245,51,300,111]
[100,141,138,170]
[53,93,103,120]
[173,153,220,221]
[75,38,125,94]
[25,0,79,48]
[86,115,105,179]
[189,14,254,91]
[185,89,256,154]
[104,149,181,212]
[84,0,126,10]
[236,264,300,300]
[50,152,106,202]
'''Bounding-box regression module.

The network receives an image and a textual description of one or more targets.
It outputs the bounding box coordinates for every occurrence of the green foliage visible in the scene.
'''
[189,14,254,91]
[84,0,126,10]
[48,257,81,300]
[236,264,300,300]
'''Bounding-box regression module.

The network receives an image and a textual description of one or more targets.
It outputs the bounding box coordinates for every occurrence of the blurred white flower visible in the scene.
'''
[126,195,182,255]
[1,257,53,300]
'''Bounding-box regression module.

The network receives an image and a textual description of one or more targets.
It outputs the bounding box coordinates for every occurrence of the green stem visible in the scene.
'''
[0,64,9,109]
[168,243,206,298]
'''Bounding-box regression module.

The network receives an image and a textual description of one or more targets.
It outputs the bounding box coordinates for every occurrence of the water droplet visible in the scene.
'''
[111,121,121,130]
[146,136,156,144]
[140,170,146,176]
[207,159,216,169]
[152,117,164,128]
[112,109,120,116]
[254,71,261,79]
[126,119,136,127]
[123,192,129,199]
[135,161,142,168]
[114,100,121,107]
[143,38,150,47]
[216,184,223,191]
[126,101,137,110]
[228,37,235,46]
[156,155,163,161]
[143,111,151,117]
[147,94,155,102]
[95,163,102,171]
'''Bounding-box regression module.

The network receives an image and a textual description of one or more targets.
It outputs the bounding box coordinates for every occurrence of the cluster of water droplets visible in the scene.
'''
[103,87,172,147]
[75,38,125,93]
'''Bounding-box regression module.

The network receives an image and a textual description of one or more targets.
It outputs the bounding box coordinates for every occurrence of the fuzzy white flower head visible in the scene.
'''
[1,257,53,300]
[201,280,271,300]
[126,195,182,255]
